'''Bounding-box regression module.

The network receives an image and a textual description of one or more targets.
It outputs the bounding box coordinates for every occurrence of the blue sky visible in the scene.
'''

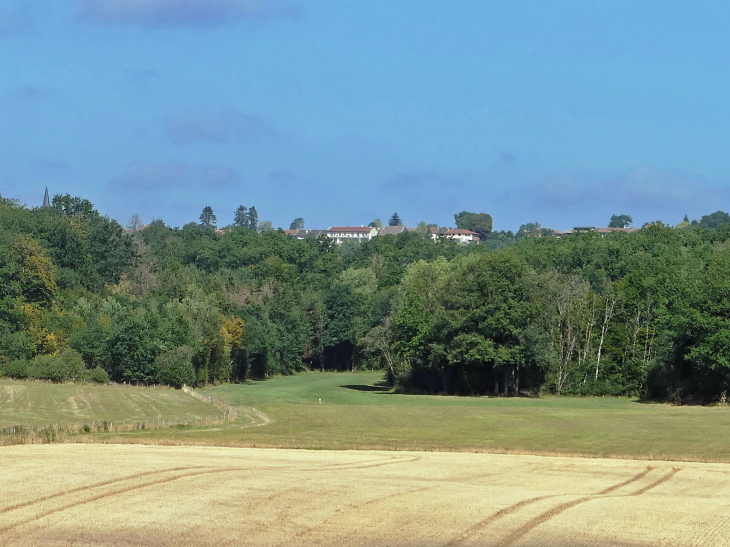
[2,0,730,231]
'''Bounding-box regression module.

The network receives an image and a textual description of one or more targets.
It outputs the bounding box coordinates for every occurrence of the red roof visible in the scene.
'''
[328,226,372,232]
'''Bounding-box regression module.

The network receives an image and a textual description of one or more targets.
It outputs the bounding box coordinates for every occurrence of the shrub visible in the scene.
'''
[27,349,86,383]
[155,346,196,388]
[4,359,30,379]
[85,366,110,384]
[0,331,35,362]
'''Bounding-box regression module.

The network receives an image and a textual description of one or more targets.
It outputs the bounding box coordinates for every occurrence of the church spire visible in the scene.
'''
[42,187,50,208]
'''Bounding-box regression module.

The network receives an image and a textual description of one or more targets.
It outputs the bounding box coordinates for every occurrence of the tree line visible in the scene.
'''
[2,193,730,402]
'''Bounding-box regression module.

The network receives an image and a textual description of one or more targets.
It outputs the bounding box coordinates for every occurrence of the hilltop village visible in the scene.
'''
[46,188,714,248]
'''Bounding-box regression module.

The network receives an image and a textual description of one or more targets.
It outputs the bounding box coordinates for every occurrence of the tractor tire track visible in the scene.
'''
[448,466,663,547]
[0,466,207,516]
[294,485,441,542]
[628,467,680,496]
[597,466,653,495]
[328,455,421,470]
[298,455,422,472]
[0,467,244,535]
[445,495,554,547]
[497,467,681,546]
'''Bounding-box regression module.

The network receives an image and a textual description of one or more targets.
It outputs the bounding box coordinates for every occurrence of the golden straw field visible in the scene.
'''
[1,444,729,546]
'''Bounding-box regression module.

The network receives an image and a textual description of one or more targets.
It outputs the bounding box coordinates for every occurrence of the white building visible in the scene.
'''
[327,226,378,244]
[429,228,481,244]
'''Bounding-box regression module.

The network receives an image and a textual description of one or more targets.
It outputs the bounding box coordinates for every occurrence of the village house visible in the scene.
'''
[428,228,481,244]
[553,227,638,239]
[377,225,407,236]
[285,229,327,239]
[326,226,378,244]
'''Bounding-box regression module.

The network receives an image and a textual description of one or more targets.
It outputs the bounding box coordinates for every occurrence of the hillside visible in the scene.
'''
[0,380,214,428]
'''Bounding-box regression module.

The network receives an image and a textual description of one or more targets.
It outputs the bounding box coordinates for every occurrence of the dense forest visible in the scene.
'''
[2,193,730,403]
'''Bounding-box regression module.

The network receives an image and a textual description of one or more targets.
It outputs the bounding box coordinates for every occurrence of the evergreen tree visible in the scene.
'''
[234,205,249,228]
[247,206,258,232]
[388,213,403,226]
[290,218,305,230]
[199,206,217,228]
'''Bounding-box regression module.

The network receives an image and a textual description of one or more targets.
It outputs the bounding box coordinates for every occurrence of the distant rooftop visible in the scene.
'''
[328,226,372,232]
[378,225,406,235]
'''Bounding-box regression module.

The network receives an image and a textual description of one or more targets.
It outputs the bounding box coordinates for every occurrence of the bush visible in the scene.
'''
[155,346,196,388]
[27,349,86,382]
[85,366,110,384]
[0,331,35,362]
[3,359,30,379]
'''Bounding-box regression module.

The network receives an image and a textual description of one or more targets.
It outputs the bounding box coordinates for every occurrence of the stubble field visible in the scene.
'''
[1,444,729,546]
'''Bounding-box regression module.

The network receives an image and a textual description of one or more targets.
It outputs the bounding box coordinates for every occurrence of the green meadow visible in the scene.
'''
[102,371,730,462]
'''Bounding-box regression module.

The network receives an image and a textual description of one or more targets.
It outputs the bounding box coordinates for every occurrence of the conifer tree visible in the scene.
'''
[234,205,249,228]
[200,206,216,228]
[247,206,258,232]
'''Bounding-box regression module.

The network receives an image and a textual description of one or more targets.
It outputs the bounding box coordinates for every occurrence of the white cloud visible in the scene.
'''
[113,162,240,190]
[163,111,272,145]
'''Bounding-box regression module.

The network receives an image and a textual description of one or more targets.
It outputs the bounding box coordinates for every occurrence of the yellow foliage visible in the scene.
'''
[109,273,132,296]
[12,235,57,302]
[19,302,43,326]
[41,331,65,356]
[219,315,244,351]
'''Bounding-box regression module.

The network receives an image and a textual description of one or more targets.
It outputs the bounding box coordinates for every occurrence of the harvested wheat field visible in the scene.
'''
[1,445,729,546]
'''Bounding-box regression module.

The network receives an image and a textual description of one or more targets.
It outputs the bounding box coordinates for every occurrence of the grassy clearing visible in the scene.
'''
[0,379,215,428]
[102,371,730,462]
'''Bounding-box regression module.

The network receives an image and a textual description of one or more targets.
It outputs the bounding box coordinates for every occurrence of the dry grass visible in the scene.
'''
[0,444,729,546]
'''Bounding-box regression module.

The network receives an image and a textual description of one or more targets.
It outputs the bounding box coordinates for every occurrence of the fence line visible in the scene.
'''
[181,385,237,421]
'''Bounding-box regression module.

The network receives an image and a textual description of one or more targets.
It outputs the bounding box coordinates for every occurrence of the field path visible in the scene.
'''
[1,445,729,546]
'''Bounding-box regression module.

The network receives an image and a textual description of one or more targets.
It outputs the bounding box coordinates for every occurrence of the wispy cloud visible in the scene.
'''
[528,166,724,211]
[78,0,302,29]
[7,85,53,101]
[112,162,240,190]
[381,171,467,196]
[129,68,160,83]
[0,5,33,36]
[163,111,273,145]
[268,169,296,186]
[496,151,517,166]
[32,158,72,170]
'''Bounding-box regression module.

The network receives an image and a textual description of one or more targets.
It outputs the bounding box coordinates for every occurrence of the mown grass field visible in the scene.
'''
[99,371,730,462]
[0,380,214,428]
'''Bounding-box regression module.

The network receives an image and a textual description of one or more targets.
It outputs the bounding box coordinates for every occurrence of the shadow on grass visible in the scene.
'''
[341,383,392,393]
